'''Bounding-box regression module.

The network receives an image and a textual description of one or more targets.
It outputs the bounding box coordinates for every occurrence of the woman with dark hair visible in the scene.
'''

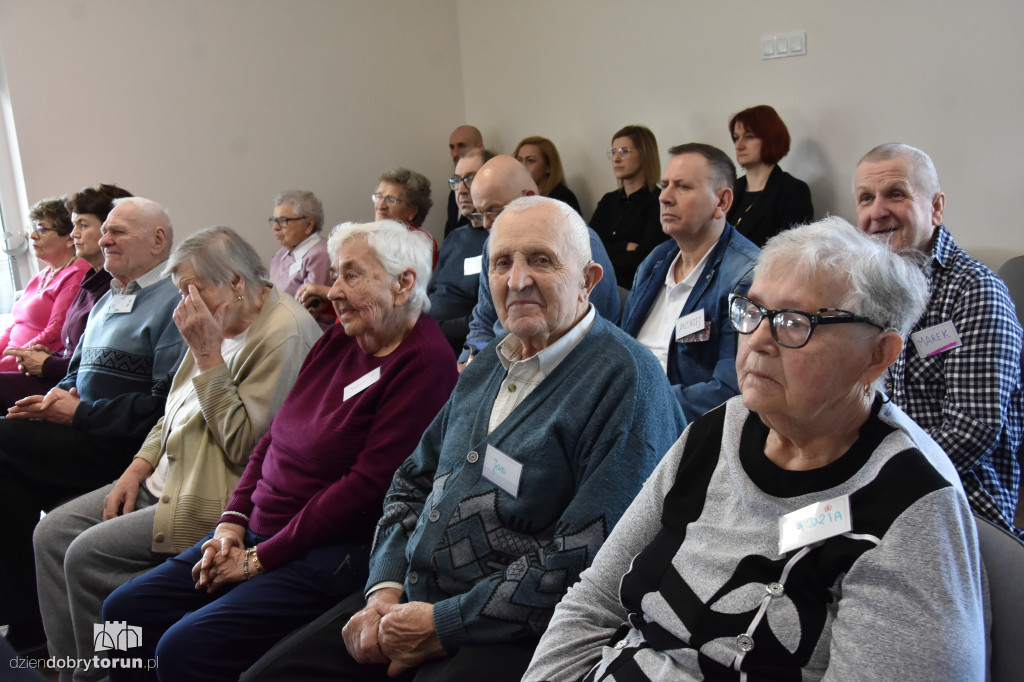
[726,105,813,248]
[590,124,668,287]
[514,135,581,214]
[0,184,131,409]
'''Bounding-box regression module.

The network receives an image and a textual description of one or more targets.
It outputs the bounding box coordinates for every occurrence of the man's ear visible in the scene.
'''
[580,262,603,302]
[931,192,946,226]
[714,187,734,218]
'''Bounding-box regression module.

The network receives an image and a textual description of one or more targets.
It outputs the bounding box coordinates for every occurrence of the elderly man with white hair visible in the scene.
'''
[242,196,685,682]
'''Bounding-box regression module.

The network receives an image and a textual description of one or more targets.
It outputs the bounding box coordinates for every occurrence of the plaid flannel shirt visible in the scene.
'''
[887,225,1022,534]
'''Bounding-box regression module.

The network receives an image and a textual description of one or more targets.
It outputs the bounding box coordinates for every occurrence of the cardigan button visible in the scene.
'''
[153,533,165,543]
[467,451,479,463]
[428,510,441,523]
[408,572,419,585]
[766,582,784,597]
[736,634,754,652]
[160,495,170,504]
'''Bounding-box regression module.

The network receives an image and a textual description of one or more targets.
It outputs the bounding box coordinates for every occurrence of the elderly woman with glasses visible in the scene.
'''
[0,198,91,376]
[267,190,331,298]
[102,220,458,682]
[524,217,985,681]
[590,125,668,287]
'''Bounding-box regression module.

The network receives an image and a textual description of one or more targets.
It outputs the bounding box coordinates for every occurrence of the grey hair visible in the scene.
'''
[856,143,941,199]
[327,220,432,314]
[111,197,174,250]
[274,190,325,233]
[494,195,592,269]
[757,216,929,339]
[165,226,269,296]
[379,168,433,225]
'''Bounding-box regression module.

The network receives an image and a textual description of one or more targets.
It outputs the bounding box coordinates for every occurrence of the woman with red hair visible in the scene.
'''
[727,105,813,247]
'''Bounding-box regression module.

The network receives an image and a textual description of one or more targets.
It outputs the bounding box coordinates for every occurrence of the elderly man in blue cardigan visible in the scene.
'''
[621,143,759,424]
[241,196,685,682]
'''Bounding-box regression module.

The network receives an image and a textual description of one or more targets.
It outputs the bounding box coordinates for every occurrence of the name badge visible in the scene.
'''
[343,366,381,401]
[464,255,482,276]
[675,309,705,340]
[288,261,302,276]
[109,294,137,314]
[911,321,961,358]
[778,494,852,554]
[482,444,522,498]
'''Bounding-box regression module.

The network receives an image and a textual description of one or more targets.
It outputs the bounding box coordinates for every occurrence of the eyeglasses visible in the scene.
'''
[30,223,58,235]
[448,173,476,191]
[606,147,635,160]
[469,207,504,224]
[268,216,307,228]
[371,193,406,206]
[728,293,883,349]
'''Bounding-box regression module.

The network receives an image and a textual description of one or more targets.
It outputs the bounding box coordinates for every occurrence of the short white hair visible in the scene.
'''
[327,220,432,313]
[493,195,592,269]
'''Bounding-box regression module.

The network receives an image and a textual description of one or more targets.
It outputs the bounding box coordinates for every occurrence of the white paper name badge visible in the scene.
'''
[109,294,137,314]
[288,261,302,276]
[675,309,705,341]
[463,255,482,276]
[778,494,852,554]
[482,444,522,498]
[343,366,381,401]
[911,321,961,358]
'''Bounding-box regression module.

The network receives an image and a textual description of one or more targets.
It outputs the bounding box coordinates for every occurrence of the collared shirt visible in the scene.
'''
[110,259,171,296]
[635,248,711,372]
[488,305,596,433]
[886,225,1023,534]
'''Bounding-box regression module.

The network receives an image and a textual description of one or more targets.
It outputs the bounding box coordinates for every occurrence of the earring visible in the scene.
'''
[236,295,244,302]
[863,383,872,398]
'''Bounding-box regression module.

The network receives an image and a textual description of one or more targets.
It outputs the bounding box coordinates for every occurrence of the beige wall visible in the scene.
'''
[457,0,1024,269]
[0,0,465,262]
[1,0,1021,269]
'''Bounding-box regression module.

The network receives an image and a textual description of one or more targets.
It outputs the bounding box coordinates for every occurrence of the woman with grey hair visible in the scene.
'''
[33,226,324,680]
[268,189,332,310]
[102,220,457,681]
[524,217,986,681]
[373,167,438,266]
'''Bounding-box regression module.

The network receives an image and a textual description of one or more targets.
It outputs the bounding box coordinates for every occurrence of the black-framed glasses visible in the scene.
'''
[728,293,883,349]
[371,193,405,206]
[268,216,307,228]
[606,147,635,159]
[448,173,476,191]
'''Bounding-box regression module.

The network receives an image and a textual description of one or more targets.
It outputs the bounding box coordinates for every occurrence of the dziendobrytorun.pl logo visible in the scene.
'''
[9,621,157,674]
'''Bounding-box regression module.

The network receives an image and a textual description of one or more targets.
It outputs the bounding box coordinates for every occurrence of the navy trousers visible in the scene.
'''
[101,529,369,682]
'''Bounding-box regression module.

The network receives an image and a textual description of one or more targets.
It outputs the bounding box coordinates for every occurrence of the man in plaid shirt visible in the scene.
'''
[854,143,1022,535]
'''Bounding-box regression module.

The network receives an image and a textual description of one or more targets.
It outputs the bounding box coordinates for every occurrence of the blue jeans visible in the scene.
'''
[101,529,369,682]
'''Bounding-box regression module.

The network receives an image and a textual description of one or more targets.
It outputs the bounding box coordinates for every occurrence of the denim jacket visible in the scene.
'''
[621,223,758,422]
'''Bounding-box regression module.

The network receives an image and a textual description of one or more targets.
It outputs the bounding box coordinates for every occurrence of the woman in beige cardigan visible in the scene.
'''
[32,226,323,681]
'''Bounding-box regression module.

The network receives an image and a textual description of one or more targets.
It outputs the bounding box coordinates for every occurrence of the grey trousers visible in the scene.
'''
[33,483,164,682]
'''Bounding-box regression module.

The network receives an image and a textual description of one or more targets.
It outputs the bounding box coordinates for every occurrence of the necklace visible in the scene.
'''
[39,254,78,290]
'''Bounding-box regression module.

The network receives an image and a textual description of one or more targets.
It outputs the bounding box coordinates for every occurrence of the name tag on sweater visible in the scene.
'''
[482,444,522,498]
[288,261,302,276]
[344,367,380,401]
[464,255,482,276]
[109,295,136,314]
[911,321,961,357]
[778,494,852,554]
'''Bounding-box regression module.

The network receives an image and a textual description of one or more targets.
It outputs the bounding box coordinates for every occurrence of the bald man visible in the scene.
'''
[458,156,621,363]
[445,125,485,237]
[0,197,186,652]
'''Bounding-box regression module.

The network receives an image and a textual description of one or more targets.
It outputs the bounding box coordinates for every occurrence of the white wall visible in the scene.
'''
[0,0,465,262]
[456,0,1024,269]
[1,1,1021,269]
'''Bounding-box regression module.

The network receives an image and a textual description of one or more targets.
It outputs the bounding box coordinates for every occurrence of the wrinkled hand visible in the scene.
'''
[4,345,50,376]
[342,588,401,666]
[192,522,247,593]
[376,601,446,677]
[102,458,155,521]
[6,387,81,423]
[174,284,228,371]
[296,283,330,308]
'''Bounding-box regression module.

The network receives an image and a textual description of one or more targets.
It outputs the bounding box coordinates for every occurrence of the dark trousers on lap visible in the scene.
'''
[0,417,139,626]
[102,530,370,682]
[241,591,536,682]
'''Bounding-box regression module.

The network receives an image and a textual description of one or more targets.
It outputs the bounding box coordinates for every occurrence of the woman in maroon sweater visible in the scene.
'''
[103,220,458,682]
